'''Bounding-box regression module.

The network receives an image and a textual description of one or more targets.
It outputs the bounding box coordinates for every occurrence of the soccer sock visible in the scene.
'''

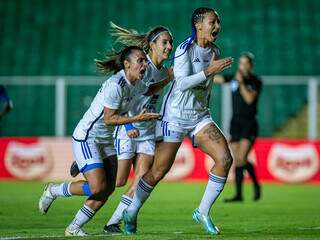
[126,178,153,216]
[50,182,72,197]
[235,166,244,198]
[198,173,226,216]
[244,162,259,186]
[68,204,95,229]
[107,195,132,226]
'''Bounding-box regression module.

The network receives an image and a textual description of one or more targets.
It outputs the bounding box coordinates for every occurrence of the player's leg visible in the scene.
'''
[39,140,102,214]
[104,157,134,233]
[123,121,184,234]
[65,167,109,236]
[192,120,233,235]
[105,152,154,233]
[104,138,136,233]
[66,143,117,236]
[123,140,181,234]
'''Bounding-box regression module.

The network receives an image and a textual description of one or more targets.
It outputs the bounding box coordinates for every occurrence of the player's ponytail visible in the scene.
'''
[95,45,143,74]
[110,22,171,53]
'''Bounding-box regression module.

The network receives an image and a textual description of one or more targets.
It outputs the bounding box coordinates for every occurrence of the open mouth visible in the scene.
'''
[140,69,146,75]
[211,31,218,38]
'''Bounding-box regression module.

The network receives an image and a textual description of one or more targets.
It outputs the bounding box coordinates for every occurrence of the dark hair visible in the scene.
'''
[110,22,172,52]
[240,52,255,66]
[175,7,216,59]
[95,45,144,73]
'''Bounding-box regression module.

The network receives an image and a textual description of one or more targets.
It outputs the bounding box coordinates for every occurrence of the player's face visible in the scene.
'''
[151,32,173,61]
[200,11,221,42]
[125,50,147,82]
[238,56,252,75]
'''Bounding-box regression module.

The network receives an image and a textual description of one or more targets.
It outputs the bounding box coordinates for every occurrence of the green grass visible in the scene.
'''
[0,181,319,240]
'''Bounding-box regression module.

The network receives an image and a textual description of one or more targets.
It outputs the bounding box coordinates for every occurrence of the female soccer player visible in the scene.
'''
[215,52,262,202]
[104,23,174,234]
[38,45,163,236]
[123,7,234,236]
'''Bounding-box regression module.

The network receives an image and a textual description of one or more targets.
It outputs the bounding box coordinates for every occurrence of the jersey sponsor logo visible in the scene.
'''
[4,141,53,180]
[164,141,195,180]
[268,143,319,183]
[193,57,201,63]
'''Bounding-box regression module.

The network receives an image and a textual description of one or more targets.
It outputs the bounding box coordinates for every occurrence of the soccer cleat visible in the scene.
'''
[103,223,122,234]
[192,208,220,235]
[39,183,56,214]
[70,161,80,178]
[65,226,87,236]
[122,209,137,235]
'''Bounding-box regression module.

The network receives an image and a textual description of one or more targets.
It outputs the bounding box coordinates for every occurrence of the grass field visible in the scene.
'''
[0,181,319,240]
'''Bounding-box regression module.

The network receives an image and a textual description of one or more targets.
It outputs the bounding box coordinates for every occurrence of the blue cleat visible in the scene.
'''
[123,209,137,235]
[192,208,220,235]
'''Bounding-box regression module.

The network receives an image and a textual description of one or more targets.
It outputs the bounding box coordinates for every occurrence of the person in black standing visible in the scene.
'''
[0,85,13,135]
[215,52,262,202]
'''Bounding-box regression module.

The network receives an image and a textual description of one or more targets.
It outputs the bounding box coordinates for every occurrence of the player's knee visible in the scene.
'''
[90,181,108,196]
[152,166,168,182]
[116,177,128,187]
[216,150,233,172]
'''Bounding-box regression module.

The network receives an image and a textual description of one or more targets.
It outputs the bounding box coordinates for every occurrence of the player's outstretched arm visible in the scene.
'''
[144,68,174,96]
[104,107,160,126]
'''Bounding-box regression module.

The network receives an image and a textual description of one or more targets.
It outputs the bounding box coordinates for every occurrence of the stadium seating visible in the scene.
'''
[0,0,318,137]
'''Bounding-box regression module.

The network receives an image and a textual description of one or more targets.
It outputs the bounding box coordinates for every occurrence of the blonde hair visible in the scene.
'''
[110,22,171,52]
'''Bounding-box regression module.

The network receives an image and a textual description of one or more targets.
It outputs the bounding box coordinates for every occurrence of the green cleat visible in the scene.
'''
[192,208,220,235]
[123,209,137,235]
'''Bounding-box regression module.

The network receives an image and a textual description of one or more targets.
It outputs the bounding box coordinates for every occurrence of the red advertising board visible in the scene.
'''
[0,137,319,183]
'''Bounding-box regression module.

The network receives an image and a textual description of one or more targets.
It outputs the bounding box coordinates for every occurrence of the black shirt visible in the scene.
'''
[224,74,262,118]
[0,85,9,102]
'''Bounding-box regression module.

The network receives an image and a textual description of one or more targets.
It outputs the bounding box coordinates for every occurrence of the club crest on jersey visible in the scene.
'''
[193,57,201,63]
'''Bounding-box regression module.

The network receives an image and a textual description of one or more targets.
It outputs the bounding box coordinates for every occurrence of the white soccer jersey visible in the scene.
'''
[116,55,168,141]
[72,69,148,143]
[161,37,220,128]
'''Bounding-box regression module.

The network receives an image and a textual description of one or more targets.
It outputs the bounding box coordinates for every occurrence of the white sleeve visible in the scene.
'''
[173,47,207,92]
[103,82,122,109]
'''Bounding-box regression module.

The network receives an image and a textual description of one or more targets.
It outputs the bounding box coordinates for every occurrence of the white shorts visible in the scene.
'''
[72,138,116,173]
[155,116,214,146]
[115,137,155,160]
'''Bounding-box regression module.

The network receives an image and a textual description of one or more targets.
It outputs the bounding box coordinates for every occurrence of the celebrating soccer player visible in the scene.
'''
[123,7,234,236]
[38,45,162,236]
[102,23,174,233]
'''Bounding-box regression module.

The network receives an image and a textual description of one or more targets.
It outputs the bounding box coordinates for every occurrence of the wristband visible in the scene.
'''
[124,123,136,131]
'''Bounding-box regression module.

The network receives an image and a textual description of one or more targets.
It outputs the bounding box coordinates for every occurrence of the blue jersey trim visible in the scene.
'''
[160,80,175,120]
[72,110,104,142]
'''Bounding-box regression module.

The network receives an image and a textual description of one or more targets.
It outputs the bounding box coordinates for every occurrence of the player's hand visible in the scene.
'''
[134,109,161,122]
[205,57,233,76]
[235,71,244,83]
[127,129,140,138]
